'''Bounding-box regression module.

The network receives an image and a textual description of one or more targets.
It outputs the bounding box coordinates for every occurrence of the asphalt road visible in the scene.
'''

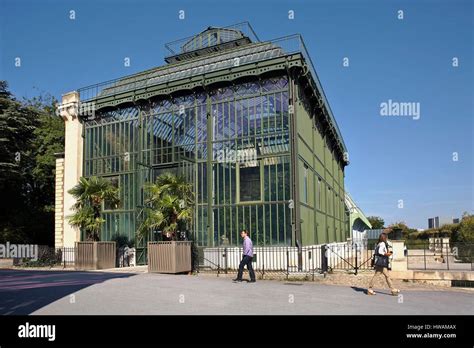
[0,269,472,315]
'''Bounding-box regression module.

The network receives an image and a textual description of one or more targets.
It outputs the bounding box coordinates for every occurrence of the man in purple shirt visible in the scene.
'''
[233,230,256,283]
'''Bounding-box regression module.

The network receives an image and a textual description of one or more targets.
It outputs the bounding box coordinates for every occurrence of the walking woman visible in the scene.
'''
[367,232,400,296]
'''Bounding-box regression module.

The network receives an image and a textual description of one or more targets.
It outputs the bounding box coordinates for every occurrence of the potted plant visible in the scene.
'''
[68,176,120,269]
[138,173,194,273]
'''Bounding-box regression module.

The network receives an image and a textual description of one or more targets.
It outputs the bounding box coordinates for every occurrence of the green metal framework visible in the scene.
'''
[345,192,373,233]
[78,23,349,264]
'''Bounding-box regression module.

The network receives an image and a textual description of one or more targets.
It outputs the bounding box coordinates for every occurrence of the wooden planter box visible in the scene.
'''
[75,241,116,270]
[148,241,192,274]
[0,258,14,269]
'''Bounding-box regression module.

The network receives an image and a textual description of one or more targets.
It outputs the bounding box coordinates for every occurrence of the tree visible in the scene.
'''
[0,81,64,245]
[68,176,120,241]
[452,214,474,244]
[387,221,418,239]
[367,216,384,229]
[28,95,65,210]
[0,81,38,184]
[138,173,194,240]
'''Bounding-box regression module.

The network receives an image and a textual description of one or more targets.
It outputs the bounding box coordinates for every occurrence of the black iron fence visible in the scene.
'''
[197,243,375,278]
[406,241,473,271]
[15,241,472,273]
[14,247,75,268]
[14,246,137,268]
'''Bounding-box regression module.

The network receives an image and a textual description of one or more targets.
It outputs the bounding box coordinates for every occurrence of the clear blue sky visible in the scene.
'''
[1,0,472,229]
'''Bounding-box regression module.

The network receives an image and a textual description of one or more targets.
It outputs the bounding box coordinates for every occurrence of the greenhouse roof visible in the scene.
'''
[164,26,253,64]
[96,41,284,98]
[77,23,348,156]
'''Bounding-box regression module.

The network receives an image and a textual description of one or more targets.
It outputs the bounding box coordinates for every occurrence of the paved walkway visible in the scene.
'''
[1,269,472,315]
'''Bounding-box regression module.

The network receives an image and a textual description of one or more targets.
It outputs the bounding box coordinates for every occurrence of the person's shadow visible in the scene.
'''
[351,286,392,296]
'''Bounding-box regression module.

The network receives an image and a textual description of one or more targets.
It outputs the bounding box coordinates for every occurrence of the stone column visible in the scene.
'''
[54,154,65,248]
[391,240,407,271]
[59,91,83,248]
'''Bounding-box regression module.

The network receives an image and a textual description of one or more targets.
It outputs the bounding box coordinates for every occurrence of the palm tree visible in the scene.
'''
[68,176,120,241]
[138,172,194,241]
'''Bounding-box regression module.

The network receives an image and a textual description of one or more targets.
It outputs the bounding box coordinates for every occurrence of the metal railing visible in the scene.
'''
[13,245,137,269]
[164,21,260,56]
[14,247,76,268]
[406,241,473,271]
[198,243,374,279]
[77,37,287,103]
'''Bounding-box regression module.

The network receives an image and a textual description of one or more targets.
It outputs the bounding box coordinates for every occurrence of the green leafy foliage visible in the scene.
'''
[0,81,64,245]
[138,173,194,240]
[68,176,120,241]
[452,214,474,244]
[386,221,418,238]
[403,214,473,243]
[367,216,385,229]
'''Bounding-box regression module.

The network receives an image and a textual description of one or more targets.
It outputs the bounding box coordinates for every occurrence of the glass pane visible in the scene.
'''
[104,176,119,210]
[240,164,260,202]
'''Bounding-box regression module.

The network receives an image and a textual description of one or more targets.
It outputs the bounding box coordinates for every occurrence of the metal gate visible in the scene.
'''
[406,241,473,271]
[323,243,374,275]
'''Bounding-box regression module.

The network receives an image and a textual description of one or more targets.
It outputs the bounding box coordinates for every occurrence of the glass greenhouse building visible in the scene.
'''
[57,23,350,264]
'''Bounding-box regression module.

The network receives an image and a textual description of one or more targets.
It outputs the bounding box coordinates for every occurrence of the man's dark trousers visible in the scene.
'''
[237,255,256,281]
